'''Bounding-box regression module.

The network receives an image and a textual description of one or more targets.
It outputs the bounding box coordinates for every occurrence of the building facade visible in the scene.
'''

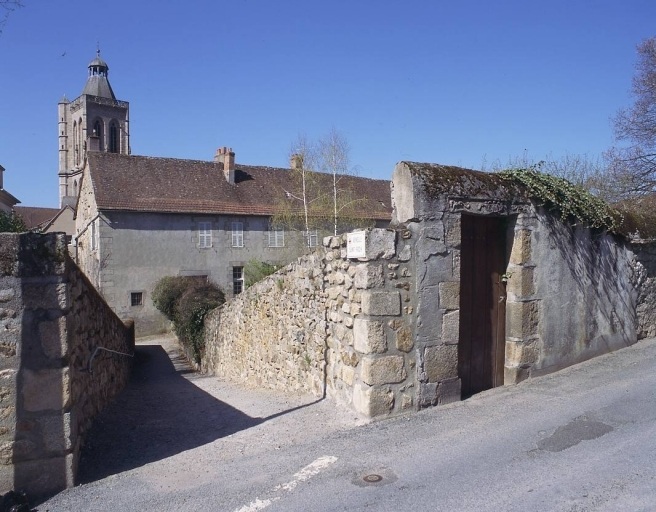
[75,151,391,335]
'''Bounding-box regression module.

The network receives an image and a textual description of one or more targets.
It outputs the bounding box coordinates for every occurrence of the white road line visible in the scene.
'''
[234,497,277,512]
[234,455,338,512]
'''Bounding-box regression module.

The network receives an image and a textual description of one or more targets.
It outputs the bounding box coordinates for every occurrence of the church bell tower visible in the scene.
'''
[58,50,130,207]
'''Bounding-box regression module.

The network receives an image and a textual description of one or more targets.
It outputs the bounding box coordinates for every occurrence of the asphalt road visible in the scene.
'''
[39,336,656,512]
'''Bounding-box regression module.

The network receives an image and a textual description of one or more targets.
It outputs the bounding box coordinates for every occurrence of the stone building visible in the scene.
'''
[15,205,75,240]
[74,150,391,336]
[59,53,391,335]
[58,51,129,208]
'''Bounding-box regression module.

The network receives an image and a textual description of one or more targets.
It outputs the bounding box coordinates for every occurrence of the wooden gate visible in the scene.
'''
[458,215,507,398]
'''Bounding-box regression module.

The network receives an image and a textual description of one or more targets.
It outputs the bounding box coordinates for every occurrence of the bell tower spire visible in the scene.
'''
[58,50,130,207]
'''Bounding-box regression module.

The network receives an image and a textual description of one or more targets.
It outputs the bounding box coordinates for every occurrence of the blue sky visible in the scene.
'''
[0,0,654,207]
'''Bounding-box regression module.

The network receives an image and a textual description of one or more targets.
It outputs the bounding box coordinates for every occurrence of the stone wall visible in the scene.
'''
[527,210,637,375]
[392,161,640,394]
[203,252,326,395]
[203,229,418,417]
[324,230,416,416]
[202,162,656,422]
[630,240,656,339]
[0,232,134,499]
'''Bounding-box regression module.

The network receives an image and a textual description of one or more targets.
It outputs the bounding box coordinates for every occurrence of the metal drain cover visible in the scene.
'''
[352,468,397,487]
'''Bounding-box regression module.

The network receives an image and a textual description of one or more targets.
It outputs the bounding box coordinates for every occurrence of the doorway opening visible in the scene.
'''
[458,214,509,398]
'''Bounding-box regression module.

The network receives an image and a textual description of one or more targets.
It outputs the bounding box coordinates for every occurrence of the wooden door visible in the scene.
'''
[458,215,507,398]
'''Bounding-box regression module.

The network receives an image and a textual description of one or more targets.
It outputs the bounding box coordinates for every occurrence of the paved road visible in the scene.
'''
[39,336,656,511]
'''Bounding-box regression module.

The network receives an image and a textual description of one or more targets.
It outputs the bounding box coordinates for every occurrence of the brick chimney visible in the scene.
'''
[215,147,235,184]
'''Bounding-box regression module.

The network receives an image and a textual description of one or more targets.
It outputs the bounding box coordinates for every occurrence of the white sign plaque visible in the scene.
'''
[347,231,366,259]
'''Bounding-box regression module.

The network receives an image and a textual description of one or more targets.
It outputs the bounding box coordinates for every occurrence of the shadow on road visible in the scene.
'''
[77,343,314,484]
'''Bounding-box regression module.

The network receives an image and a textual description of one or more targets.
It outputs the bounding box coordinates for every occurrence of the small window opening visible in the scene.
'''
[131,292,143,307]
[233,266,244,295]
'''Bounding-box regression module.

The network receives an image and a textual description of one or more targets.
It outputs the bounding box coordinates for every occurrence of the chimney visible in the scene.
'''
[215,146,235,184]
[290,153,304,170]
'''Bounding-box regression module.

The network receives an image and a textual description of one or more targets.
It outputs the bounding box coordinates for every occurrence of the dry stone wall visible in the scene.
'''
[203,229,419,418]
[0,232,134,499]
[203,252,326,395]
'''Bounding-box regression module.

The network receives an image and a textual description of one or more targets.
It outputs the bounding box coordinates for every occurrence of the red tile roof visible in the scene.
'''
[86,153,392,220]
[14,206,62,229]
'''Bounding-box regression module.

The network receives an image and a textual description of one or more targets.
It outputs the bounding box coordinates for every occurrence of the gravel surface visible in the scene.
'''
[38,335,364,510]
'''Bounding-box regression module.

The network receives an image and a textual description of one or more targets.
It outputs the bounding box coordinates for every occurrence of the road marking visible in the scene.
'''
[234,456,338,512]
[235,497,276,512]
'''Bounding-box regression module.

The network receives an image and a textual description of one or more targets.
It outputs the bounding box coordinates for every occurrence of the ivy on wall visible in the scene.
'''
[409,161,655,238]
[498,166,622,233]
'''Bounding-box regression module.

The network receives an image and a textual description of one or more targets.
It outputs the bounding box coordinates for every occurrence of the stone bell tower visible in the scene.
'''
[58,50,130,207]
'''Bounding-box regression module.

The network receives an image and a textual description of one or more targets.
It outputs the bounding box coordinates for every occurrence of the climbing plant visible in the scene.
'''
[498,165,622,233]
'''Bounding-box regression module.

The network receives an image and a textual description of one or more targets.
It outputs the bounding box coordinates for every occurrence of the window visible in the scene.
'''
[306,229,319,248]
[109,121,119,153]
[73,120,79,165]
[93,119,104,150]
[130,292,143,307]
[198,221,212,248]
[233,266,244,295]
[268,227,284,248]
[231,221,244,247]
[90,219,97,250]
[78,119,83,163]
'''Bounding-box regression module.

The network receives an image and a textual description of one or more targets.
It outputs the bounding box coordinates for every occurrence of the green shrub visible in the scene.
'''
[152,276,189,320]
[244,259,280,287]
[152,276,225,363]
[173,283,225,362]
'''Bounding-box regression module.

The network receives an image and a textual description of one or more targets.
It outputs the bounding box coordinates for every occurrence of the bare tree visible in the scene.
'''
[605,37,656,200]
[485,152,608,198]
[273,131,371,253]
[274,135,323,250]
[0,0,22,34]
[318,128,365,236]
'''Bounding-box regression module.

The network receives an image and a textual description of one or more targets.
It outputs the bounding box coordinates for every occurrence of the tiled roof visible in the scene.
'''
[86,153,392,220]
[14,206,61,229]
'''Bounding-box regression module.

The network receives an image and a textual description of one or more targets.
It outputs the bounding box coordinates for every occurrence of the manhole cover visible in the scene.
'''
[363,474,383,483]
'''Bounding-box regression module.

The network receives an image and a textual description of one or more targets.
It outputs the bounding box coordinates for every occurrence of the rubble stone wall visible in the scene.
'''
[630,241,656,339]
[203,229,418,417]
[203,162,656,422]
[0,233,134,499]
